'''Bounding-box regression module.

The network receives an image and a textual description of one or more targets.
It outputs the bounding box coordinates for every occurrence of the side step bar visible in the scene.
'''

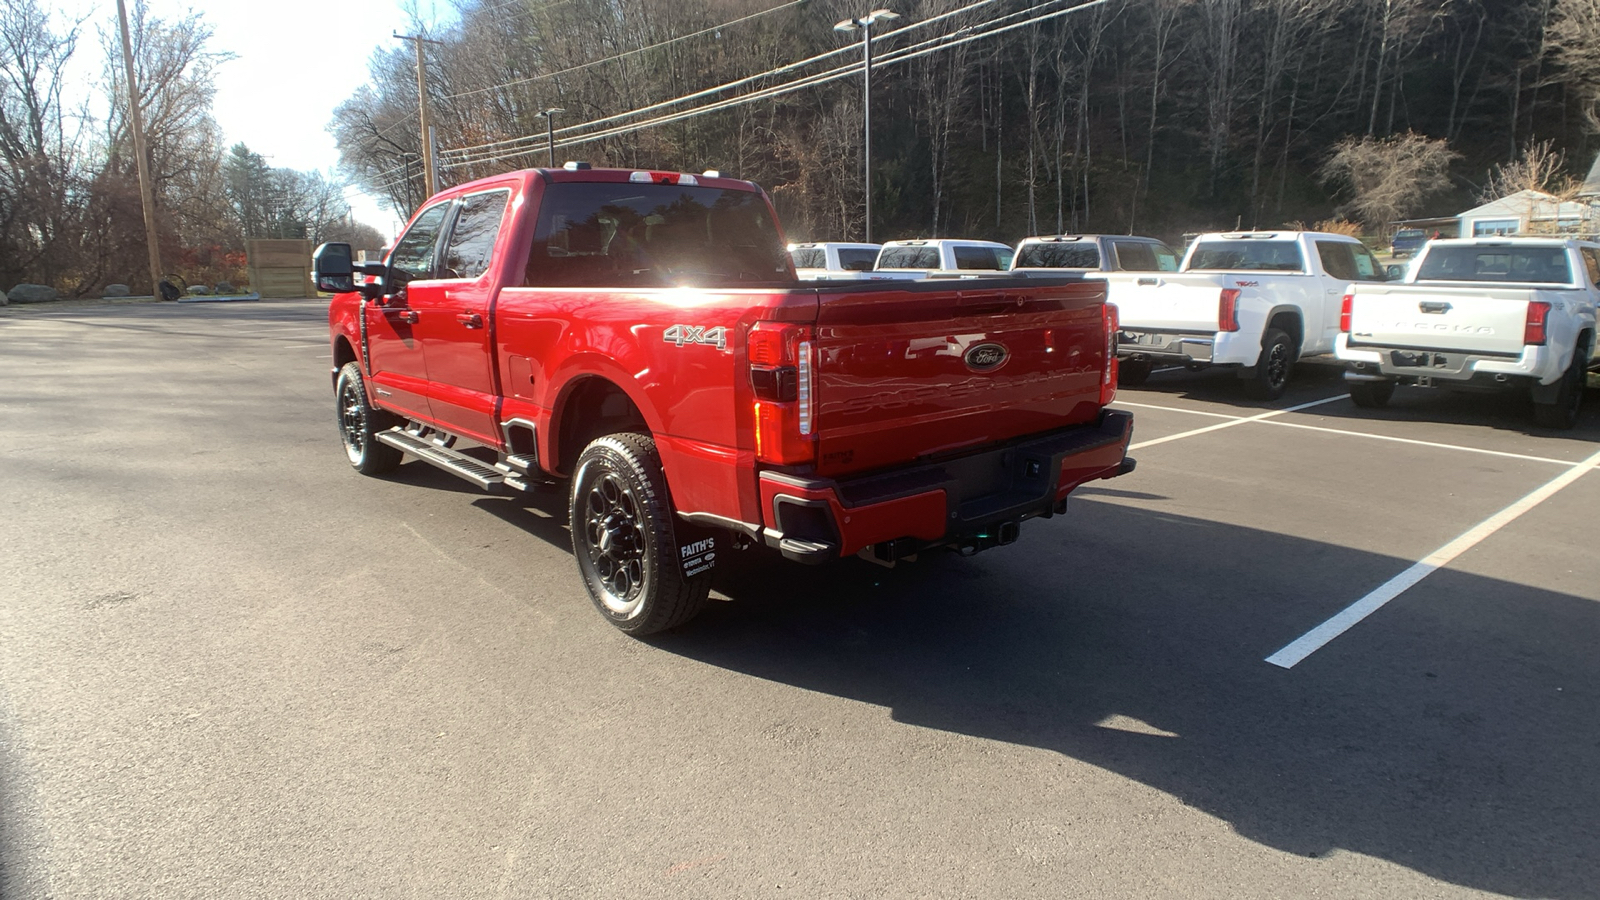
[375,429,507,492]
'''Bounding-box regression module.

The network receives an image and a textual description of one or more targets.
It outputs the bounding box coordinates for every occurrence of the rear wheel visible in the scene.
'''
[1243,328,1295,401]
[335,362,402,474]
[570,432,711,635]
[1118,357,1154,387]
[1349,380,1395,409]
[1532,342,1587,429]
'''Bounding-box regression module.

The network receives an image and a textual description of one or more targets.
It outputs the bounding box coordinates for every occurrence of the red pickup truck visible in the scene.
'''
[314,165,1135,634]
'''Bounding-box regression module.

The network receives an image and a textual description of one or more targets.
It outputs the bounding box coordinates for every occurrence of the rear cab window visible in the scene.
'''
[526,182,790,288]
[878,246,940,269]
[1015,241,1100,269]
[1415,246,1574,284]
[1188,240,1304,272]
[790,248,825,268]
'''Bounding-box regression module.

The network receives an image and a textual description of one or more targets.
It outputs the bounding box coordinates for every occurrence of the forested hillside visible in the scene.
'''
[334,0,1600,244]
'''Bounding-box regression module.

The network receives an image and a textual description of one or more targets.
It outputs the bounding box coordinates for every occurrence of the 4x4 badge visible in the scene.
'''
[964,342,1008,371]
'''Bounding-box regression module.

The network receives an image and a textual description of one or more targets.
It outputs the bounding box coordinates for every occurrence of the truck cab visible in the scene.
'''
[788,241,882,280]
[873,239,1015,279]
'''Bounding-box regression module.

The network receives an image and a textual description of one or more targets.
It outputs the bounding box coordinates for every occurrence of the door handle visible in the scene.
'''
[456,312,483,328]
[387,309,419,324]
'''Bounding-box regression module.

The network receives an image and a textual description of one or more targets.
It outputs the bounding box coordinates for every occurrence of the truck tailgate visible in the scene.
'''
[1348,285,1538,355]
[809,278,1108,478]
[1108,274,1227,332]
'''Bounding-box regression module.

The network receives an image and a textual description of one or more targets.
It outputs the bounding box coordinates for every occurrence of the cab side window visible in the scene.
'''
[954,245,1000,270]
[1152,245,1180,272]
[1112,241,1158,271]
[1315,240,1358,281]
[1351,244,1386,281]
[440,190,511,281]
[1581,248,1600,286]
[389,202,453,288]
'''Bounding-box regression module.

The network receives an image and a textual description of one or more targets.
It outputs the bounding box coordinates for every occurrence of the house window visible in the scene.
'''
[1471,219,1519,236]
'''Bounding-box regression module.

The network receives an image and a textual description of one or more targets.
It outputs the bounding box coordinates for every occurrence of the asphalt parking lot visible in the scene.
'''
[1,299,1596,899]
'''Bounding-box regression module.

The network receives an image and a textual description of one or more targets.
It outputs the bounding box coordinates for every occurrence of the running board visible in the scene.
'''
[375,429,507,492]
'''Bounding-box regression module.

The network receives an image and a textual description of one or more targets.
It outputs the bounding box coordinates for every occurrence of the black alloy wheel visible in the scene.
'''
[335,362,402,474]
[1245,328,1294,400]
[569,432,712,635]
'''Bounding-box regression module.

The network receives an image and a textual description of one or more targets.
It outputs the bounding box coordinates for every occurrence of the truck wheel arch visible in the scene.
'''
[1265,307,1305,356]
[549,371,659,477]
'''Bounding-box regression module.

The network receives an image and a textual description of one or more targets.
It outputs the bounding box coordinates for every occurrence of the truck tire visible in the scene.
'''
[1348,380,1395,409]
[335,362,402,475]
[570,432,712,635]
[1118,358,1154,387]
[1244,328,1295,401]
[1532,342,1587,429]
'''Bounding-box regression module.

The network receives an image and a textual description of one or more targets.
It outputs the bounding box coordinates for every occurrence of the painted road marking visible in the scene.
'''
[1119,400,1576,467]
[1266,446,1600,669]
[1130,395,1346,450]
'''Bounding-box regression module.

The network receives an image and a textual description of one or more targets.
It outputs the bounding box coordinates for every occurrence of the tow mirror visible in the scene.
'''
[313,242,354,293]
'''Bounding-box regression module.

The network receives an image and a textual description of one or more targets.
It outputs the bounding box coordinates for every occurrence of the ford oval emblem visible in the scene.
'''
[964,342,1008,372]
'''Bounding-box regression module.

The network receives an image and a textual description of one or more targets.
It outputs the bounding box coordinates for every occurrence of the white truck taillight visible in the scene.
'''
[749,323,816,464]
[1219,288,1241,332]
[1101,303,1119,406]
[1339,293,1354,333]
[1524,301,1552,345]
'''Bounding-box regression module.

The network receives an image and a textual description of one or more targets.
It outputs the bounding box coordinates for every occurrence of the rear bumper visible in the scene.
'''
[1336,334,1559,386]
[1118,329,1260,366]
[758,410,1136,564]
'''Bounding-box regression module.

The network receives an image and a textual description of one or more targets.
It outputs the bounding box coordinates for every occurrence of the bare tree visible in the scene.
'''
[1480,138,1578,201]
[1319,130,1458,235]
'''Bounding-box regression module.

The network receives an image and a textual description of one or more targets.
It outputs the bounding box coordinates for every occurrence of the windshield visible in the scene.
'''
[1187,240,1304,272]
[1415,246,1573,284]
[1016,241,1100,268]
[790,248,825,268]
[526,182,791,287]
[877,246,940,269]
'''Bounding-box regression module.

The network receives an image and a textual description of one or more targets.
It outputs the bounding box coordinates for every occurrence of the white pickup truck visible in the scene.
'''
[1112,231,1387,398]
[788,241,882,280]
[1336,237,1599,428]
[871,239,1015,280]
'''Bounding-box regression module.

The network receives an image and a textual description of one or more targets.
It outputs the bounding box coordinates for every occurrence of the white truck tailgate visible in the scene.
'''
[1109,274,1225,332]
[1348,285,1537,355]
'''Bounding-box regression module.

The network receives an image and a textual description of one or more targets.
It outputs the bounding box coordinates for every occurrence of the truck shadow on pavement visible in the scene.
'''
[633,499,1597,899]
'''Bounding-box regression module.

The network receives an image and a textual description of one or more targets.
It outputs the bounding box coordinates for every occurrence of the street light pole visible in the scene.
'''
[537,108,566,167]
[835,9,899,244]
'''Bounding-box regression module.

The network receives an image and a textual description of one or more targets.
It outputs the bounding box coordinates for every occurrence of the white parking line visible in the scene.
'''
[1266,446,1600,669]
[1119,399,1577,466]
[1129,395,1346,450]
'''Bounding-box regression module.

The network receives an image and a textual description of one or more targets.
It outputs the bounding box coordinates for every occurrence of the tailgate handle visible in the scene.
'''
[1419,301,1451,314]
[957,292,1015,316]
[1137,277,1159,286]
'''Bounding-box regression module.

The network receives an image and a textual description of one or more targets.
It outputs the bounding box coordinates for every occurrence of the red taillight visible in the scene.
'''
[749,323,815,464]
[1339,293,1354,333]
[1219,288,1241,332]
[1524,301,1551,345]
[1101,303,1119,406]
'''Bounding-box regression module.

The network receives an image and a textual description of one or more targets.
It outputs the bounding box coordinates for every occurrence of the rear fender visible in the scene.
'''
[544,354,666,473]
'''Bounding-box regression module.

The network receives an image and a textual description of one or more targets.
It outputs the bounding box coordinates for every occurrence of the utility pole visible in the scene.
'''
[834,9,900,243]
[395,32,444,197]
[116,0,163,297]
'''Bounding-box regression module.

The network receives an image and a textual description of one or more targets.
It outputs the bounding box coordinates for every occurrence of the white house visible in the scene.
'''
[1454,189,1592,237]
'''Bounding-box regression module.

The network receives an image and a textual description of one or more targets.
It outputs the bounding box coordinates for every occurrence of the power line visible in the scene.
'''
[445,0,1092,170]
[440,0,1002,162]
[443,0,808,102]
